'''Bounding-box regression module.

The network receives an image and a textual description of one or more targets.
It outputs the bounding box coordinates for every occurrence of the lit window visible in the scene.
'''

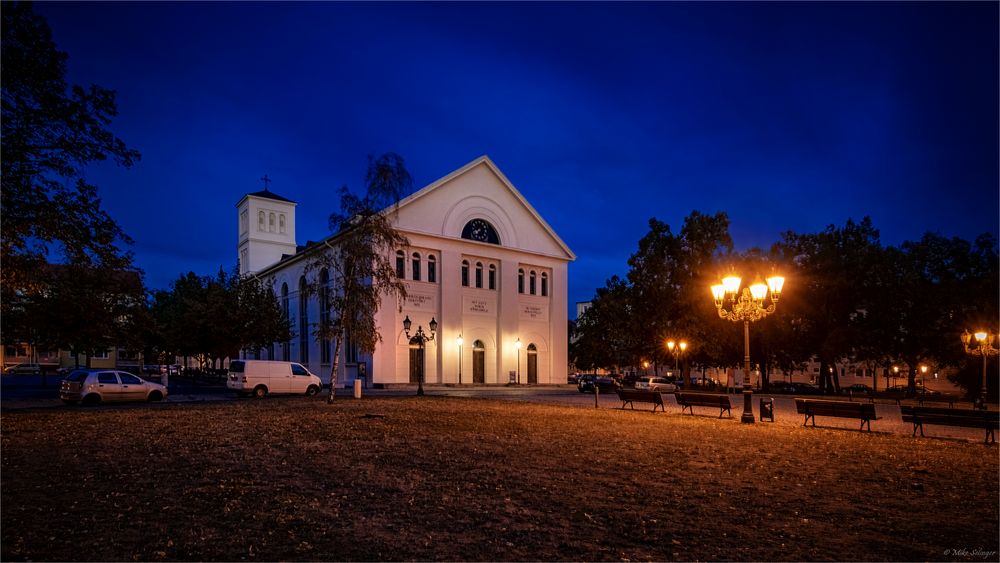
[412,252,421,282]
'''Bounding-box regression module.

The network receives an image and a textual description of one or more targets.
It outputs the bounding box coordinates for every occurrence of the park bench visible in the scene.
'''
[900,405,999,443]
[795,398,879,431]
[616,389,666,412]
[675,392,732,418]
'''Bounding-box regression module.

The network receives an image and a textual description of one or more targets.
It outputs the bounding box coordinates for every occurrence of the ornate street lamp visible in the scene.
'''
[711,274,784,424]
[456,334,463,385]
[403,315,437,396]
[666,339,688,375]
[961,330,998,410]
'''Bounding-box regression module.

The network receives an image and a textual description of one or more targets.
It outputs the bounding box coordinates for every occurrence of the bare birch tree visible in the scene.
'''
[305,154,411,402]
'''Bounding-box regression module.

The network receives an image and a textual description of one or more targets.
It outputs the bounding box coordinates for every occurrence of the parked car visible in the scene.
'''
[59,369,168,405]
[842,383,873,396]
[4,363,42,375]
[577,374,620,394]
[635,376,677,393]
[768,381,796,394]
[567,373,582,385]
[227,360,322,398]
[790,382,823,395]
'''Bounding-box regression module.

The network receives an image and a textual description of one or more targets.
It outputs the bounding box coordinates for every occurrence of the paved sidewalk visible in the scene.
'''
[3,376,993,443]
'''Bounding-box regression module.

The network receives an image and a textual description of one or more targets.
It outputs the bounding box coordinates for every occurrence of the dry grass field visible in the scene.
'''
[2,396,998,561]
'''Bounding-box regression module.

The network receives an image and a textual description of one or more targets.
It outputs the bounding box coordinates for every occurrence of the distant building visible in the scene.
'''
[238,156,576,387]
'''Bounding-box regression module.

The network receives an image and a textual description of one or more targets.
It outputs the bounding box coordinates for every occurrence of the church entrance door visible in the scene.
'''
[472,340,485,384]
[409,338,423,384]
[527,344,538,384]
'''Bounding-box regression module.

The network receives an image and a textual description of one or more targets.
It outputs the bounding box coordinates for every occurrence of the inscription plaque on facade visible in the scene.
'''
[463,295,495,316]
[519,302,548,321]
[404,292,437,311]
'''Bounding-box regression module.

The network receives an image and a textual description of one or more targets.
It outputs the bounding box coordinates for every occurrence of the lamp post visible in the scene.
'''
[666,339,688,378]
[515,338,522,384]
[892,365,899,388]
[642,360,650,376]
[961,330,998,410]
[403,315,437,396]
[711,274,784,424]
[457,334,463,385]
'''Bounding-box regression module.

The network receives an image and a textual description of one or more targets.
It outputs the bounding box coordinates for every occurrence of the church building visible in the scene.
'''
[236,156,575,388]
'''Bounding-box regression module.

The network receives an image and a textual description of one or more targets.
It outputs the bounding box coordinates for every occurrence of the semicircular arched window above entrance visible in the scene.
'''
[461,219,500,245]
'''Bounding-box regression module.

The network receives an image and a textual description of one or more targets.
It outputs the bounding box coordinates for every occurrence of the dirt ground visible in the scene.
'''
[2,396,998,562]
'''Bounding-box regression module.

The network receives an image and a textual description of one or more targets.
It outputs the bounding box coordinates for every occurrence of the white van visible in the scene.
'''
[227,360,322,398]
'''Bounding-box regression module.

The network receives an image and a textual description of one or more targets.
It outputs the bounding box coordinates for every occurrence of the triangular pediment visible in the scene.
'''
[392,156,575,261]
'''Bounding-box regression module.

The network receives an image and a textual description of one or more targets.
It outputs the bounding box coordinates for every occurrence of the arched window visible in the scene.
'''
[475,262,483,289]
[279,214,286,234]
[396,250,405,279]
[529,271,537,295]
[518,269,525,294]
[461,260,470,287]
[269,213,276,232]
[488,264,496,290]
[319,269,330,364]
[427,255,437,283]
[298,276,309,364]
[281,283,290,361]
[461,219,500,245]
[541,272,548,297]
[258,211,266,231]
[412,252,421,282]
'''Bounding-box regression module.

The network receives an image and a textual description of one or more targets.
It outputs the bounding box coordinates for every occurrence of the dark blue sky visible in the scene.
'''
[36,2,999,314]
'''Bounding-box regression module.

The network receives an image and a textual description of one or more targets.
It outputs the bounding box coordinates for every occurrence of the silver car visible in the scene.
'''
[635,376,678,393]
[60,369,168,405]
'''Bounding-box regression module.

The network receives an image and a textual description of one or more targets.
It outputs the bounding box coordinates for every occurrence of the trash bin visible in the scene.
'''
[759,397,775,422]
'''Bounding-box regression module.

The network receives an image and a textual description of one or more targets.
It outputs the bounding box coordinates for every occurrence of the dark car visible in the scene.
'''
[577,375,620,394]
[790,382,823,395]
[842,383,873,396]
[768,381,796,394]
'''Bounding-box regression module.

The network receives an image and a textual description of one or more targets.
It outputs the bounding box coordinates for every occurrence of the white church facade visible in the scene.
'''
[236,156,575,388]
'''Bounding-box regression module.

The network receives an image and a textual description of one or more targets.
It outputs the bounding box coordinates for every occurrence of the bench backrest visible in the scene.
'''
[795,398,875,418]
[617,389,663,401]
[901,406,999,426]
[677,392,731,407]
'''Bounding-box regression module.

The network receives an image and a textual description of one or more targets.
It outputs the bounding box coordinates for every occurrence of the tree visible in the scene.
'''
[774,218,883,394]
[2,2,141,359]
[305,154,411,403]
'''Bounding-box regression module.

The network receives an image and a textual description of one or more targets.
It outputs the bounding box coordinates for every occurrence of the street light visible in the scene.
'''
[961,330,998,409]
[456,334,463,385]
[711,273,784,424]
[515,338,522,384]
[403,315,437,396]
[666,339,688,374]
[893,365,900,388]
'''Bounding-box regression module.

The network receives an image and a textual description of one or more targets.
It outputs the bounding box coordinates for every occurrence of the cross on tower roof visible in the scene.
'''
[260,174,272,191]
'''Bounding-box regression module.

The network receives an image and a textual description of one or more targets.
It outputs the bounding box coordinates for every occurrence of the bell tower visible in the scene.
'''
[236,175,297,276]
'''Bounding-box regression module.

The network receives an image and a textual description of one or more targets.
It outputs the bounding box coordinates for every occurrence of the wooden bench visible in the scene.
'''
[675,392,732,418]
[795,398,879,431]
[616,389,666,412]
[900,406,999,443]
